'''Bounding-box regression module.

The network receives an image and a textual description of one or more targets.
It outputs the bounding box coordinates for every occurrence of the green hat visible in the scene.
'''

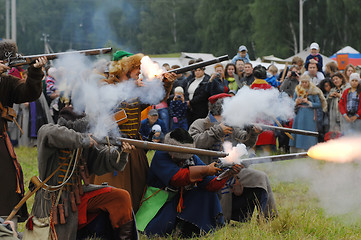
[112,50,134,61]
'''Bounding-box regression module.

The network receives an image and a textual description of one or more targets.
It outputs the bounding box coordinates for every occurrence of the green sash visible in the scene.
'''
[135,186,176,231]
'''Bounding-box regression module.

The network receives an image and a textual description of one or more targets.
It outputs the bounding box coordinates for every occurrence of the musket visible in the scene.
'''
[5,47,112,67]
[167,55,229,74]
[216,152,308,180]
[255,123,319,137]
[94,136,228,158]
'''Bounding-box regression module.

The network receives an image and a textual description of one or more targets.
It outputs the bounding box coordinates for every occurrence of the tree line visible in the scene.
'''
[0,0,360,59]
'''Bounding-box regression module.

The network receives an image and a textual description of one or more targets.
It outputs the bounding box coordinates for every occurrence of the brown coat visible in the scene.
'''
[0,66,44,221]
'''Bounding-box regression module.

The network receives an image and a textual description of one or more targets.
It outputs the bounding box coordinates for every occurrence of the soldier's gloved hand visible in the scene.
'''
[230,164,243,175]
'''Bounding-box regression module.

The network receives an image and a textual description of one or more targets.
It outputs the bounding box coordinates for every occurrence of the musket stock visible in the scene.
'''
[167,55,229,74]
[6,47,112,67]
[94,137,228,158]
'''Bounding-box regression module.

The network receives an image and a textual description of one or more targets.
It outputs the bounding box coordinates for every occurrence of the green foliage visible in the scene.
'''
[4,0,361,65]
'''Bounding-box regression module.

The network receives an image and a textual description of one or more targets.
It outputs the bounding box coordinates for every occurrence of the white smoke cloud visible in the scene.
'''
[261,158,361,223]
[222,87,295,127]
[53,52,165,137]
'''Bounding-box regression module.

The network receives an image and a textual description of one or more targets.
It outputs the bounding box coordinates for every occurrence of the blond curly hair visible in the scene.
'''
[109,53,144,78]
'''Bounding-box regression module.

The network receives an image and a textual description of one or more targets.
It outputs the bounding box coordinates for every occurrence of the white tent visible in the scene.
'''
[334,46,360,55]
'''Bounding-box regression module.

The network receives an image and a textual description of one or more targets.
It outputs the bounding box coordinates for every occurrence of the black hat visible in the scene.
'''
[164,128,194,159]
[253,65,267,79]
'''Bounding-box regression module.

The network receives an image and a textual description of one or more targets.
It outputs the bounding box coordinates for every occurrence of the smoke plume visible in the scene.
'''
[222,87,295,127]
[53,52,165,137]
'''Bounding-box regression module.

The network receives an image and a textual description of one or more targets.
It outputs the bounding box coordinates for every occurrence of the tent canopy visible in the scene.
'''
[330,46,361,67]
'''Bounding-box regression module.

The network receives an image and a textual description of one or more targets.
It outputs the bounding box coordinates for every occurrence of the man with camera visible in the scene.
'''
[280,65,302,98]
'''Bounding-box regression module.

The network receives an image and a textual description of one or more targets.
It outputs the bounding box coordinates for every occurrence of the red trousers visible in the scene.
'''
[79,188,133,229]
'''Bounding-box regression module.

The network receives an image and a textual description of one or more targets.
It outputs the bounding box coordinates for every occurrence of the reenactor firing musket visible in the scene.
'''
[216,152,308,180]
[4,47,112,67]
[93,136,228,158]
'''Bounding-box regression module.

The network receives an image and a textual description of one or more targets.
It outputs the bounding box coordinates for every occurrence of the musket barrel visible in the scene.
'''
[167,55,229,74]
[96,137,228,157]
[119,137,228,157]
[7,47,112,67]
[256,124,319,137]
[241,152,308,166]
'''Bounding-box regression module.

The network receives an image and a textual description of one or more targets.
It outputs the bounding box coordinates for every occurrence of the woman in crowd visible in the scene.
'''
[327,73,347,132]
[207,63,229,97]
[343,64,356,86]
[317,78,334,140]
[184,59,211,126]
[290,74,322,152]
[324,62,338,78]
[339,73,361,134]
[224,63,240,92]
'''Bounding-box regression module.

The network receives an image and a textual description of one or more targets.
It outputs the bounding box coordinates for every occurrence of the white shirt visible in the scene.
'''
[304,71,325,85]
[188,77,203,100]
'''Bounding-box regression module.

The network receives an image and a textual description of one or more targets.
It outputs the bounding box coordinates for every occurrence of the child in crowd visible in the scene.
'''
[305,42,323,73]
[232,45,251,64]
[169,86,188,130]
[265,65,281,88]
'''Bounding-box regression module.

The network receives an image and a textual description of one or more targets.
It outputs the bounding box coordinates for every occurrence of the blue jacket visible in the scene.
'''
[232,52,251,64]
[139,118,167,140]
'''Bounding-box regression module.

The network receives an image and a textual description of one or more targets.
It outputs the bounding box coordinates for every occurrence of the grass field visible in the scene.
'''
[15,147,361,239]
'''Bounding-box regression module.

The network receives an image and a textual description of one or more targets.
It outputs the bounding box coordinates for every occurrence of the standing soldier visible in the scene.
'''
[92,51,176,212]
[0,39,47,224]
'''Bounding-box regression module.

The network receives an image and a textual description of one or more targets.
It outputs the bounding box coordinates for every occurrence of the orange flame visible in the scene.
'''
[307,136,361,163]
[140,56,164,80]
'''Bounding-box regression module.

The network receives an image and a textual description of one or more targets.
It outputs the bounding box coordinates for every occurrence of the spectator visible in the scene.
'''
[145,124,165,163]
[327,73,347,132]
[280,65,301,97]
[162,63,170,71]
[305,42,323,73]
[240,63,255,86]
[324,62,338,78]
[184,59,211,126]
[292,56,305,73]
[232,45,250,64]
[140,109,167,140]
[339,73,361,134]
[208,63,229,96]
[45,67,60,121]
[168,64,188,102]
[290,74,322,152]
[169,86,188,130]
[317,78,334,141]
[224,63,241,92]
[265,65,281,88]
[304,62,325,85]
[343,64,356,86]
[235,59,245,79]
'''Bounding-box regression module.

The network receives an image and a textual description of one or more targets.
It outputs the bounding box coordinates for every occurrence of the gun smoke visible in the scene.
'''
[222,87,295,128]
[52,53,165,137]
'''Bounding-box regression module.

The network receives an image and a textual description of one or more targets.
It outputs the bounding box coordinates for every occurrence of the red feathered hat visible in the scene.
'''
[208,93,232,104]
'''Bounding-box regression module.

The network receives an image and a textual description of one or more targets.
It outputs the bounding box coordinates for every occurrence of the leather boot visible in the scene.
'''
[114,220,137,240]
